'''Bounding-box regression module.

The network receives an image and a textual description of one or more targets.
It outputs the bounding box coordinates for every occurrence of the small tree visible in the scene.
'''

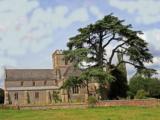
[61,76,80,102]
[88,96,97,107]
[79,67,115,98]
[52,91,61,103]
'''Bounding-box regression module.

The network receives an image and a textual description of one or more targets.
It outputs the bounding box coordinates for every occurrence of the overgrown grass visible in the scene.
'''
[0,106,160,120]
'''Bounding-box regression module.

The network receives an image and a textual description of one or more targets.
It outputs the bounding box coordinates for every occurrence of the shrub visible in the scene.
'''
[129,76,160,98]
[88,96,97,107]
[52,91,61,103]
[134,89,148,99]
[127,91,134,99]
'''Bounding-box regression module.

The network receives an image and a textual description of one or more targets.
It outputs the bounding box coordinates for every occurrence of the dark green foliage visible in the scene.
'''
[107,51,129,100]
[80,67,115,85]
[62,68,115,98]
[61,76,80,90]
[64,14,153,100]
[98,86,108,100]
[129,76,147,95]
[52,91,61,103]
[108,67,128,99]
[0,88,4,104]
[82,67,115,98]
[88,96,97,107]
[134,89,148,99]
[136,68,157,78]
[61,76,80,102]
[148,78,160,98]
[65,14,153,69]
[129,76,160,98]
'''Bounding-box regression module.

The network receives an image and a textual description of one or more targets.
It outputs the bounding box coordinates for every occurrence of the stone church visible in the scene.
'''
[4,50,98,105]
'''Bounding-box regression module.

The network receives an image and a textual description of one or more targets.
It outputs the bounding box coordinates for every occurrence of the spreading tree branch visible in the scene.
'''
[108,42,126,65]
[114,60,145,71]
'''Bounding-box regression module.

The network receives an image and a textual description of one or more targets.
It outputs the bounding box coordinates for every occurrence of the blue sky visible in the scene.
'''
[0,0,160,87]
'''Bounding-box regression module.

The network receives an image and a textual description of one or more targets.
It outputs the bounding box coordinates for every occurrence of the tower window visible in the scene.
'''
[14,93,18,100]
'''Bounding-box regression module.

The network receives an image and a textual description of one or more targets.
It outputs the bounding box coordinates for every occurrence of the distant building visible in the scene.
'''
[4,50,98,105]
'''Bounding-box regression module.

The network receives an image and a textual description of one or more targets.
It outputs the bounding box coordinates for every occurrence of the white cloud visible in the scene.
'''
[89,6,104,19]
[145,57,160,67]
[108,0,160,24]
[0,0,90,87]
[139,29,160,77]
[142,29,160,51]
[0,2,89,56]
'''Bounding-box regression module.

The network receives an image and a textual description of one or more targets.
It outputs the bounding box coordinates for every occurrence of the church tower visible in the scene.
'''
[52,50,71,69]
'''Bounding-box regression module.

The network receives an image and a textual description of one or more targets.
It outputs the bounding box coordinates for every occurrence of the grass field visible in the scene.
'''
[0,106,160,120]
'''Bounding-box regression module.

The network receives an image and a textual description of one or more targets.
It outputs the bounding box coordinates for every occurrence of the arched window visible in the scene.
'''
[35,92,39,99]
[33,81,35,86]
[14,93,18,100]
[55,80,58,85]
[65,59,68,65]
[21,81,23,86]
[72,86,79,94]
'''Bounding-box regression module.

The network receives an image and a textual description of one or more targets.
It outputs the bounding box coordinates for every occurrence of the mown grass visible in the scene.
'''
[0,106,160,120]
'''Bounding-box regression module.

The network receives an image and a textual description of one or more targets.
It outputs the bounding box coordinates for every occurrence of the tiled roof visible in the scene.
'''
[6,86,59,91]
[5,69,57,81]
[64,66,82,77]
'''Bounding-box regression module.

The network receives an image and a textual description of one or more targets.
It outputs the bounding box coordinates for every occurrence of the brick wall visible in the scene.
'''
[2,99,159,110]
[96,99,160,107]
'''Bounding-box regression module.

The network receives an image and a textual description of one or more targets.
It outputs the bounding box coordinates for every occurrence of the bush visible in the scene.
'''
[134,89,148,99]
[108,68,128,99]
[127,91,134,99]
[88,96,97,107]
[129,76,160,98]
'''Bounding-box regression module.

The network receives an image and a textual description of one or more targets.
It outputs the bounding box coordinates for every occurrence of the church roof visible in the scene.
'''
[5,69,57,81]
[63,66,82,77]
[6,86,59,91]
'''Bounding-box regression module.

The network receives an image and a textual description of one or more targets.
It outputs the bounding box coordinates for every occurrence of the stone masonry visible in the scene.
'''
[4,50,98,105]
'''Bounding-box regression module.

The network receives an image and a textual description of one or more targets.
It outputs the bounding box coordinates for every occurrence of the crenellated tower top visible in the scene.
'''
[52,50,71,69]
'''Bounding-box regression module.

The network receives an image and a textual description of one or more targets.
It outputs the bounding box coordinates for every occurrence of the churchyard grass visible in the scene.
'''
[0,106,160,120]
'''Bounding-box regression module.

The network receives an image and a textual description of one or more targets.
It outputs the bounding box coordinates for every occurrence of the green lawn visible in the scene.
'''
[0,106,160,120]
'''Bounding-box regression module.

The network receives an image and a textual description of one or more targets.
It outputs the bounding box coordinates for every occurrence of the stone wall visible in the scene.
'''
[2,99,160,110]
[2,103,87,110]
[7,90,56,105]
[6,80,57,87]
[96,99,160,107]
